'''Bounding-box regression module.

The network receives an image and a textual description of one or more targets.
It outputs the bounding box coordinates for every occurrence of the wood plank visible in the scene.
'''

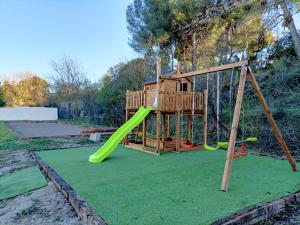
[162,113,166,150]
[221,65,247,192]
[176,111,181,151]
[125,143,159,156]
[156,111,161,154]
[143,118,147,147]
[124,108,129,145]
[173,61,248,79]
[143,89,147,147]
[156,57,161,111]
[247,67,297,171]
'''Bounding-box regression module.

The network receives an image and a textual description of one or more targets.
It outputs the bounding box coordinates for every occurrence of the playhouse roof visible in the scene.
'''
[144,70,176,84]
[144,69,193,85]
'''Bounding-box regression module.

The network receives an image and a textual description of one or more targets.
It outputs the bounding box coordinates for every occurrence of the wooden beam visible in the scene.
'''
[143,89,147,147]
[162,113,166,151]
[221,65,247,192]
[156,111,161,154]
[156,57,161,110]
[173,61,248,79]
[124,107,129,145]
[143,117,147,147]
[176,111,181,152]
[156,57,161,154]
[247,67,297,171]
[203,89,208,145]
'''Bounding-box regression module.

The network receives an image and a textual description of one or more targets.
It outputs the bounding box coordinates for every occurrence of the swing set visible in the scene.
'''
[125,59,297,192]
[203,66,257,151]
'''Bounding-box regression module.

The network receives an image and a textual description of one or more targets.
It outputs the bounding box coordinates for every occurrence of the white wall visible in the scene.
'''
[0,107,58,121]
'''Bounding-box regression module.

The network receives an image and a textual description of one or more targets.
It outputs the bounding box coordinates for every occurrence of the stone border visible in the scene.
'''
[30,150,107,225]
[212,191,300,225]
[31,150,300,225]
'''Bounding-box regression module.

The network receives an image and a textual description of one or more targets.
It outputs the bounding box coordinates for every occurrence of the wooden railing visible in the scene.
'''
[126,90,205,112]
[126,91,144,110]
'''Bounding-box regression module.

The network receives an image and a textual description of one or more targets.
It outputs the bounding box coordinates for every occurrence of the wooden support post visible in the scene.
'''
[162,113,166,150]
[176,111,181,152]
[203,89,208,145]
[187,115,192,143]
[221,65,247,192]
[156,57,161,154]
[167,114,171,138]
[156,111,161,154]
[125,108,129,145]
[143,89,147,147]
[247,67,297,171]
[143,117,147,147]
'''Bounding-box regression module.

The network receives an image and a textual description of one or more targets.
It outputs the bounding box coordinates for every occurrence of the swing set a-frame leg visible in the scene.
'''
[221,65,297,192]
[247,67,297,171]
[221,65,247,192]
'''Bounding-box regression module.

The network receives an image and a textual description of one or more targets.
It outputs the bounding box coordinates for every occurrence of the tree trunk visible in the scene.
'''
[68,103,71,119]
[279,1,300,60]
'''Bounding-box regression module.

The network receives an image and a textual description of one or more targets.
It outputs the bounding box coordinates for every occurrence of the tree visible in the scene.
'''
[256,0,300,60]
[96,58,151,126]
[81,78,101,123]
[2,74,49,107]
[278,0,300,60]
[126,0,273,69]
[51,55,86,119]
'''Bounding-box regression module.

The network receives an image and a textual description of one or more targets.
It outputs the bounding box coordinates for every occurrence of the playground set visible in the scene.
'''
[89,58,297,192]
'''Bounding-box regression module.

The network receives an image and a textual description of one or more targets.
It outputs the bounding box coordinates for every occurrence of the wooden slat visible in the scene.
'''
[247,67,297,171]
[173,61,248,79]
[221,65,247,192]
[126,90,206,112]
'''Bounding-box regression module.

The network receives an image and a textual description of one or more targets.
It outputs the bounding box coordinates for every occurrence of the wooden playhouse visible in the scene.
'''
[124,60,208,154]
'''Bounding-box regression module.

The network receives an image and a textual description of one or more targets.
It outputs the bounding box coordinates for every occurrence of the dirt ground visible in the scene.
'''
[0,150,83,225]
[5,121,82,138]
[0,182,83,225]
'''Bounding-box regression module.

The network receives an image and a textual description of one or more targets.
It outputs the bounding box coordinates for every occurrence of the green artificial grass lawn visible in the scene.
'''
[0,166,47,200]
[38,146,300,225]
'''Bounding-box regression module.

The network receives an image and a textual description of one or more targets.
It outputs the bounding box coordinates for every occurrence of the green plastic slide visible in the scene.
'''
[89,106,152,163]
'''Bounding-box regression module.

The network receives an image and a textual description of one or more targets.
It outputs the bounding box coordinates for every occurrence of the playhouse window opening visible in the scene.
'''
[180,83,188,91]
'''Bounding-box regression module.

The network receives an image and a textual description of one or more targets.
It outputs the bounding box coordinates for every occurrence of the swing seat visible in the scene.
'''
[245,137,257,142]
[214,137,257,149]
[204,144,220,151]
[217,141,229,148]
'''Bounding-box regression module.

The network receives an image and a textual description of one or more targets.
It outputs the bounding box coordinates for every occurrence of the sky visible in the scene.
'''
[0,0,137,82]
[0,1,299,82]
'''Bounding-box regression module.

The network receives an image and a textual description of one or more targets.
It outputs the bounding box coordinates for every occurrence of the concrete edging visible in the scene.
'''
[30,150,107,225]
